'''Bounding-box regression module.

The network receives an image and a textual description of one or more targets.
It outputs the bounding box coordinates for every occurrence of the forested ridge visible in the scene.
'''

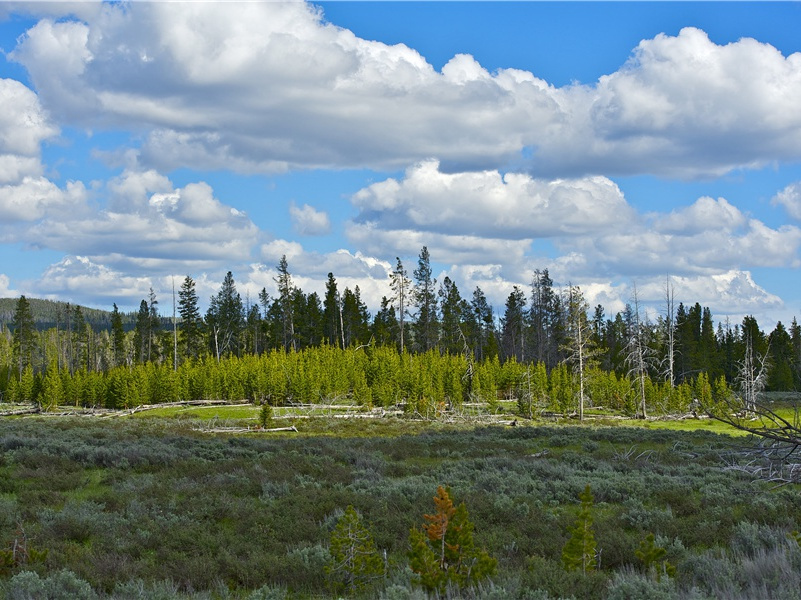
[1,248,798,412]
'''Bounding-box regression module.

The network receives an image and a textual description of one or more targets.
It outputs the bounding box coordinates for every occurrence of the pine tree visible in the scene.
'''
[133,299,150,364]
[111,303,126,367]
[469,286,496,361]
[371,296,399,347]
[409,485,497,594]
[439,276,466,355]
[12,295,36,378]
[323,272,343,349]
[413,246,438,352]
[501,286,526,362]
[389,257,411,353]
[326,505,384,594]
[341,286,370,347]
[207,272,244,360]
[562,484,597,575]
[531,269,562,368]
[275,256,296,351]
[179,276,204,360]
[636,533,675,581]
[147,288,160,362]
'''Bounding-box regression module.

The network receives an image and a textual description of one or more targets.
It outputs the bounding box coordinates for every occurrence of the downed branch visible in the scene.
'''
[194,425,299,434]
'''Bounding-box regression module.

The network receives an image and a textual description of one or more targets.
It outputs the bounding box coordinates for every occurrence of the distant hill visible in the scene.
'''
[0,297,138,331]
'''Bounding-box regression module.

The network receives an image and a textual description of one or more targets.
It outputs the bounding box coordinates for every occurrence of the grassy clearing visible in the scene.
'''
[0,414,799,599]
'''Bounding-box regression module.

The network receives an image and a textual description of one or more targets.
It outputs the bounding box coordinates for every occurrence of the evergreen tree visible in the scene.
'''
[133,299,150,364]
[469,286,496,361]
[501,286,526,362]
[326,506,384,594]
[409,485,497,594]
[768,321,794,391]
[322,272,343,349]
[110,303,126,367]
[591,304,605,348]
[562,484,597,575]
[294,289,324,349]
[146,288,160,362]
[244,302,262,355]
[341,287,370,347]
[207,271,244,360]
[389,257,411,353]
[258,287,271,351]
[275,256,296,351]
[371,297,399,347]
[531,269,562,368]
[438,276,466,355]
[71,305,88,372]
[12,295,36,378]
[412,246,438,352]
[178,275,204,360]
[791,318,801,388]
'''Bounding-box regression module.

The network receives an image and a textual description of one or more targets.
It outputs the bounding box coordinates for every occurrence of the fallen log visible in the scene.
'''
[0,406,40,417]
[194,425,299,434]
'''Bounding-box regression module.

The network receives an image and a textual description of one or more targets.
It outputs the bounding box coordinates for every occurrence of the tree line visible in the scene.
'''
[1,247,799,407]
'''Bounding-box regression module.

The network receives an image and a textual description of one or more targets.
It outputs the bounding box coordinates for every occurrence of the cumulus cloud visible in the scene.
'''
[0,77,87,238]
[348,163,801,281]
[29,170,260,274]
[772,182,801,221]
[342,163,801,322]
[9,4,801,177]
[289,201,331,236]
[0,177,86,224]
[0,273,16,297]
[352,160,632,240]
[30,255,155,306]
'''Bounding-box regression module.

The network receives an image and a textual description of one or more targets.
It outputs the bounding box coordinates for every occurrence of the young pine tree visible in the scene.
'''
[409,485,497,594]
[562,484,597,575]
[326,505,384,595]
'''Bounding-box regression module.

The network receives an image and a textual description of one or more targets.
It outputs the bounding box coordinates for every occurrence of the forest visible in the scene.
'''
[0,247,797,414]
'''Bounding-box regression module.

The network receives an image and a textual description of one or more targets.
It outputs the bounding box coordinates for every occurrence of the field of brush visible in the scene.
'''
[1,405,800,599]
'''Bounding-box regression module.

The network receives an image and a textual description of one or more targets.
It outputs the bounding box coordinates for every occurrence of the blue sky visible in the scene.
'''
[1,1,801,331]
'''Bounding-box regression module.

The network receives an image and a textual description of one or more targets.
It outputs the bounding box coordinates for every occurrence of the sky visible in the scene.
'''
[1,1,801,331]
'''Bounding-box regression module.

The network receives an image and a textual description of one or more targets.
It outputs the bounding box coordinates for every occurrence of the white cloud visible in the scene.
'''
[0,177,86,224]
[351,160,632,239]
[772,182,801,221]
[0,78,86,235]
[342,163,801,322]
[0,273,16,297]
[30,255,155,306]
[654,197,747,235]
[289,201,331,236]
[29,170,260,274]
[11,6,801,177]
[0,78,58,160]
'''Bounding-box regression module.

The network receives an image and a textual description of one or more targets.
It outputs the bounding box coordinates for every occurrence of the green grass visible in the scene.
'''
[130,404,259,420]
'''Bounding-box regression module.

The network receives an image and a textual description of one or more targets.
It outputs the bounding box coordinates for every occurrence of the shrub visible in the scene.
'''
[607,567,677,600]
[0,569,97,600]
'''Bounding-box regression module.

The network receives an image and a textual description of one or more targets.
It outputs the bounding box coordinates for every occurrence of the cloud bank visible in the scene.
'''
[8,3,801,178]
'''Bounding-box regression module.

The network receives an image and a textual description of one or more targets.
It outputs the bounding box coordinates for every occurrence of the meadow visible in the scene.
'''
[1,407,800,599]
